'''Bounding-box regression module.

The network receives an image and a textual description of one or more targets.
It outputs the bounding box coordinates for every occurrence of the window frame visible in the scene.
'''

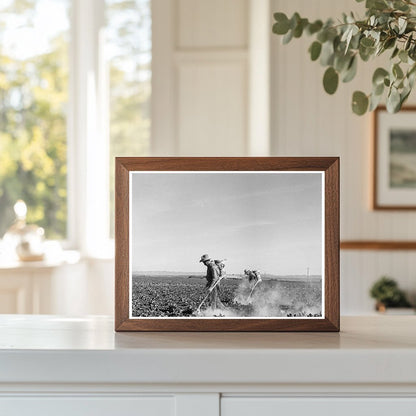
[67,0,112,257]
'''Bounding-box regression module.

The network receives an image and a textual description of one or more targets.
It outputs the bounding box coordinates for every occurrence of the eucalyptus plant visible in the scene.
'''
[272,0,416,115]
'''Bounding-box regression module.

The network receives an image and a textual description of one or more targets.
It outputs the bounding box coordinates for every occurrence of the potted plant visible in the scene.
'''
[272,0,416,115]
[369,276,413,313]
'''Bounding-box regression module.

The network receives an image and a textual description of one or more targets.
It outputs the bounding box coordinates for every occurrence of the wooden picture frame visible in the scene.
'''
[115,157,339,332]
[373,106,416,210]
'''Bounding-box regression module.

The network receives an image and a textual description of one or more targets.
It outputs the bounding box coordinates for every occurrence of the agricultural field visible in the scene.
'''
[131,274,322,318]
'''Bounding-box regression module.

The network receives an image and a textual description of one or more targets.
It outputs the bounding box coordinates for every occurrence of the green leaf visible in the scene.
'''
[369,92,383,111]
[393,0,409,11]
[293,18,308,38]
[333,35,341,51]
[390,21,400,34]
[307,20,323,35]
[359,38,377,61]
[377,13,389,25]
[398,17,407,34]
[282,29,293,44]
[399,49,408,63]
[409,44,416,60]
[370,30,381,45]
[341,27,351,43]
[309,41,322,61]
[366,0,388,8]
[393,63,404,79]
[374,82,385,96]
[391,47,399,59]
[342,25,359,53]
[323,67,339,94]
[372,67,389,86]
[273,13,290,35]
[352,91,369,115]
[408,63,416,79]
[290,12,301,30]
[359,46,374,62]
[347,12,356,24]
[383,37,396,50]
[293,23,302,38]
[342,56,357,82]
[320,40,335,66]
[317,31,327,43]
[350,33,361,49]
[334,52,351,72]
[360,37,375,48]
[408,69,416,88]
[400,88,411,106]
[386,87,401,112]
[396,80,404,89]
[405,34,413,51]
[325,27,338,42]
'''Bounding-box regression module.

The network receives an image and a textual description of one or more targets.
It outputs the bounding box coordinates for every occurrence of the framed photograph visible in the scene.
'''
[374,106,416,209]
[115,157,339,332]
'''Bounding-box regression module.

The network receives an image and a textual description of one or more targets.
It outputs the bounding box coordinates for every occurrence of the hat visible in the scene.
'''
[199,254,210,263]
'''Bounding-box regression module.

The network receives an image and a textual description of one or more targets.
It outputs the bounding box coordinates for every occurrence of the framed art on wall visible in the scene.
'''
[374,106,416,209]
[115,157,339,331]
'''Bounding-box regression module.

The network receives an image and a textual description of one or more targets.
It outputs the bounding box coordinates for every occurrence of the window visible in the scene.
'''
[0,0,70,239]
[0,0,151,252]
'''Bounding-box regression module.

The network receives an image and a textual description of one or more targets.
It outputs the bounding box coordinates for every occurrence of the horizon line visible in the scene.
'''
[132,270,322,277]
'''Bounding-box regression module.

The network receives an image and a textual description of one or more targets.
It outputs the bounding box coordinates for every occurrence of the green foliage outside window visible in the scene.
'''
[0,0,151,240]
[0,1,69,238]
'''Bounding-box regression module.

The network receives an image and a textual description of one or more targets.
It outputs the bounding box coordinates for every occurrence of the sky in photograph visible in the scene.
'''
[131,172,323,275]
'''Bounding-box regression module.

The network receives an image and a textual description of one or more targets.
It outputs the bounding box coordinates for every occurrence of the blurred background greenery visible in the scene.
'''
[0,0,151,239]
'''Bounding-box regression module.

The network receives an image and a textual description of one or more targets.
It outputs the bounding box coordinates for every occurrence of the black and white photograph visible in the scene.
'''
[374,107,416,209]
[130,171,324,319]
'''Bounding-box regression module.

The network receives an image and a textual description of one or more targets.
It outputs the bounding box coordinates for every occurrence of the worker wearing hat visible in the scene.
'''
[199,254,224,309]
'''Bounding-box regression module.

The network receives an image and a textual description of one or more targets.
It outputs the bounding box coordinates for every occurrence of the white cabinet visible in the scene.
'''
[0,255,114,315]
[1,397,175,416]
[3,395,416,416]
[222,398,416,416]
[0,260,84,314]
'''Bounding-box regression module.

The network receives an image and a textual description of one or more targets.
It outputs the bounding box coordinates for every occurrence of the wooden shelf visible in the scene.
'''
[341,241,416,250]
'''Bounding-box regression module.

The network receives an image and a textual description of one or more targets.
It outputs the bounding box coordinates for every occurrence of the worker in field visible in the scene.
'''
[244,269,262,300]
[199,254,225,309]
[244,269,262,284]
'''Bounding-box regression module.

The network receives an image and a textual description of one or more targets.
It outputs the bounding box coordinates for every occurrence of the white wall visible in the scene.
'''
[271,0,416,313]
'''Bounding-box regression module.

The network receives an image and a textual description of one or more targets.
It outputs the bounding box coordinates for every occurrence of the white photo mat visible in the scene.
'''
[128,171,325,320]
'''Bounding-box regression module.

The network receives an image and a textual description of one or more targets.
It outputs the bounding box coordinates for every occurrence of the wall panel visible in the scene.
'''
[177,0,248,49]
[177,61,247,156]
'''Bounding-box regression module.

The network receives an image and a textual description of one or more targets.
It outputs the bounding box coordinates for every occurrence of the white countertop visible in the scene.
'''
[0,315,415,386]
